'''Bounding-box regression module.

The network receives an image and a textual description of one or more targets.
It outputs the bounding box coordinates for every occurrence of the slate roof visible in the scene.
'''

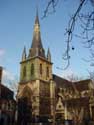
[0,83,14,99]
[53,74,72,88]
[53,74,93,93]
[74,79,91,91]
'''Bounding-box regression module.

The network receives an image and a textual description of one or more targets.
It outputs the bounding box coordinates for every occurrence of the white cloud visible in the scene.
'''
[2,69,15,82]
[62,68,85,81]
[2,69,18,94]
[0,48,5,58]
[62,68,76,78]
[0,48,6,62]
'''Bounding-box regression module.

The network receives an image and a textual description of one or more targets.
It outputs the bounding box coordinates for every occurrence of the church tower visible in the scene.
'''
[17,10,55,123]
[20,10,52,82]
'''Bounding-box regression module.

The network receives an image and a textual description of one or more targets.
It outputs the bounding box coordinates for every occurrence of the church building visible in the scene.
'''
[17,11,94,124]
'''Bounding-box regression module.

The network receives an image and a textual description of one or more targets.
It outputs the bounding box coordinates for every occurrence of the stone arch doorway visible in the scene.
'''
[22,85,33,100]
[17,86,32,125]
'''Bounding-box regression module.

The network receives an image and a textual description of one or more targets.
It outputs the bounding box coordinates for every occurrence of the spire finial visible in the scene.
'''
[35,5,39,25]
[36,0,39,12]
[22,46,26,61]
[36,1,38,16]
[47,47,51,62]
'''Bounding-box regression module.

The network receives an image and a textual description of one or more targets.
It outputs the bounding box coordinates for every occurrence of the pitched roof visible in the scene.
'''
[53,75,93,93]
[53,74,72,88]
[74,79,91,91]
[0,83,14,99]
[0,83,13,92]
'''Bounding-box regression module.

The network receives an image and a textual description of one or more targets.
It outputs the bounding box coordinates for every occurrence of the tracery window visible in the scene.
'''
[31,63,34,76]
[40,64,42,75]
[23,66,26,77]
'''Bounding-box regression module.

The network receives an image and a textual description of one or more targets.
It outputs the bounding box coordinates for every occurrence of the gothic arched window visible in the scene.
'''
[40,64,42,75]
[31,63,34,76]
[23,66,26,77]
[46,66,49,77]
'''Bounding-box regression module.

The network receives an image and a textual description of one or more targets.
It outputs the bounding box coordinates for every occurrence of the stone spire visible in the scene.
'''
[29,10,45,58]
[22,46,26,61]
[47,48,51,62]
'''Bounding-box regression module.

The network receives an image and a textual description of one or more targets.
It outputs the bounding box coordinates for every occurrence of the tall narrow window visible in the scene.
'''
[31,63,34,76]
[47,66,49,77]
[23,66,26,77]
[40,64,42,75]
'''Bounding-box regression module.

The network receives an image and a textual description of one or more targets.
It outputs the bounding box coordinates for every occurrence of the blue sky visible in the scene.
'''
[0,0,93,82]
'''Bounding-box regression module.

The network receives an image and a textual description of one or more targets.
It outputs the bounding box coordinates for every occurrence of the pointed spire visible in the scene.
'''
[47,48,51,62]
[35,7,40,25]
[22,46,26,61]
[31,9,43,49]
[29,9,45,58]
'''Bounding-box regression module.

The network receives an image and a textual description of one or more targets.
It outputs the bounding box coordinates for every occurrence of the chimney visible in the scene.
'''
[0,66,3,84]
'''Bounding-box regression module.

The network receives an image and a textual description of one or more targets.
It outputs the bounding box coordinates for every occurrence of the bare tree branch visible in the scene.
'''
[63,0,86,67]
[42,0,59,18]
[44,0,94,69]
